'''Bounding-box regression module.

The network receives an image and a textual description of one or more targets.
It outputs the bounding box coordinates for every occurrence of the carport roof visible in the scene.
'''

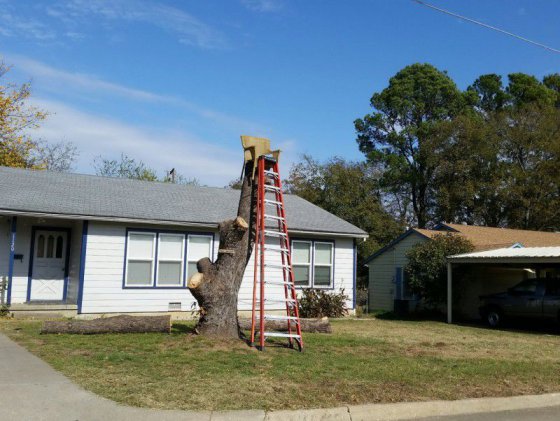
[449,247,560,264]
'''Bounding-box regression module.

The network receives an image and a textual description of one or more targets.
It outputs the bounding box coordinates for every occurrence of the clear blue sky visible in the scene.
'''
[1,0,559,185]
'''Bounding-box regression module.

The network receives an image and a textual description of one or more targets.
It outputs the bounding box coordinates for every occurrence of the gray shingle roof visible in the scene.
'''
[0,166,367,237]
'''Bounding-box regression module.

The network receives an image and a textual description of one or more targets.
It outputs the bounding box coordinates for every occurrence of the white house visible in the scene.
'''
[0,166,367,317]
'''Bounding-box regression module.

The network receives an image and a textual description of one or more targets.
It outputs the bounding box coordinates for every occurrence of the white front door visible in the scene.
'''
[30,230,68,301]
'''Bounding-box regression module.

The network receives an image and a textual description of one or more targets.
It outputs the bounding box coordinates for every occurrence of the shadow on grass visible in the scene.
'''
[170,323,196,334]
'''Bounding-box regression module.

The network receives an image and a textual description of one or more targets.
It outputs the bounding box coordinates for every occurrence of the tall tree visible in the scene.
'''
[285,155,403,285]
[355,63,466,227]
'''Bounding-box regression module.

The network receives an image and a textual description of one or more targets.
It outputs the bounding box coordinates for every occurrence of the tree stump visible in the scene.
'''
[187,161,257,338]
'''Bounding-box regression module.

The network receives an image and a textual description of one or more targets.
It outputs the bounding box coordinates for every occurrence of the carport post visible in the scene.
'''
[447,261,452,324]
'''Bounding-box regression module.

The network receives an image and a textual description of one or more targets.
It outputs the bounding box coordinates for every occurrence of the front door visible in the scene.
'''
[30,230,68,301]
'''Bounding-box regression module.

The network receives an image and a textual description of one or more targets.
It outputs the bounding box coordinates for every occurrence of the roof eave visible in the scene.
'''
[0,209,368,238]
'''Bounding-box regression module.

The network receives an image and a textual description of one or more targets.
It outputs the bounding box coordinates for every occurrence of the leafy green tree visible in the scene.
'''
[405,234,473,307]
[285,155,403,286]
[355,63,466,227]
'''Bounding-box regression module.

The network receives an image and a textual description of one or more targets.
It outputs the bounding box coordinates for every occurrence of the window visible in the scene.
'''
[313,242,333,287]
[46,235,54,258]
[126,232,156,286]
[545,279,560,296]
[292,241,312,287]
[56,236,64,259]
[292,240,334,288]
[156,234,185,286]
[187,235,213,280]
[37,235,45,258]
[510,279,539,296]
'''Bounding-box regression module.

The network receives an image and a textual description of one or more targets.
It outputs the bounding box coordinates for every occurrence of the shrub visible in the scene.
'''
[405,233,474,307]
[298,289,348,318]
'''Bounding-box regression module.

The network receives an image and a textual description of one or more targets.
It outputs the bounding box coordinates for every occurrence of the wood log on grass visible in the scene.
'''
[41,315,171,334]
[238,317,332,333]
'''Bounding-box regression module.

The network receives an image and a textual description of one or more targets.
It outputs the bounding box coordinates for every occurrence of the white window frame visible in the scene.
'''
[186,234,214,280]
[312,241,334,288]
[292,240,313,288]
[155,233,186,287]
[125,231,156,287]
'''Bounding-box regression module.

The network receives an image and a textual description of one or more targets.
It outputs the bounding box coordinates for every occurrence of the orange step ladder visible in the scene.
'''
[250,156,303,352]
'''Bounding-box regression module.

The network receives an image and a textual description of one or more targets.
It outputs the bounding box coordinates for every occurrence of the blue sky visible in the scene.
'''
[1,0,559,185]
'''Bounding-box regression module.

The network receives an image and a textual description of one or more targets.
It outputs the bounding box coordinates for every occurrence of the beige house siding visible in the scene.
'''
[368,232,428,311]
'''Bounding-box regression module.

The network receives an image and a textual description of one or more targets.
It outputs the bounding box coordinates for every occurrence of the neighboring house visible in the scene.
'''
[0,167,367,317]
[366,223,560,316]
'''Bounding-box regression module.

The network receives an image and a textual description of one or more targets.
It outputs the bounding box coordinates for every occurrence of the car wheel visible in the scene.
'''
[486,308,501,328]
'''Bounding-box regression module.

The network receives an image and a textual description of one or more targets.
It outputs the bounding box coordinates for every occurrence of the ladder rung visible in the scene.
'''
[264,199,282,206]
[264,170,279,177]
[264,185,281,192]
[264,230,287,237]
[263,246,289,253]
[265,315,299,321]
[264,214,285,221]
[264,263,290,270]
[264,298,297,303]
[264,280,295,286]
[261,332,301,338]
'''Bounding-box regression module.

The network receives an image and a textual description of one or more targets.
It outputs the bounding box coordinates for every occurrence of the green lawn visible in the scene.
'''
[1,318,560,411]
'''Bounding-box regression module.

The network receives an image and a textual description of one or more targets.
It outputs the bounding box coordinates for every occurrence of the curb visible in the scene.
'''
[255,392,560,421]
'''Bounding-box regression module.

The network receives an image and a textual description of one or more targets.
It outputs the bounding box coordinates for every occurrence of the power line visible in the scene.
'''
[413,0,560,54]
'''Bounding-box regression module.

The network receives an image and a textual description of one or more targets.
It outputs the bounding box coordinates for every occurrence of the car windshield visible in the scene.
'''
[510,279,539,295]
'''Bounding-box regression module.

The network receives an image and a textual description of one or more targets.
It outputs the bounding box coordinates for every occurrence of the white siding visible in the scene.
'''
[81,222,356,313]
[368,233,427,311]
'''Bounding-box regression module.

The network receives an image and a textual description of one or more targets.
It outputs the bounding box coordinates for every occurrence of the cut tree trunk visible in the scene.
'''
[238,317,332,333]
[41,315,171,334]
[187,161,257,338]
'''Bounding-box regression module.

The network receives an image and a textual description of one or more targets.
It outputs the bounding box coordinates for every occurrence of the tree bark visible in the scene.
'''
[238,317,331,333]
[188,161,257,338]
[41,315,171,334]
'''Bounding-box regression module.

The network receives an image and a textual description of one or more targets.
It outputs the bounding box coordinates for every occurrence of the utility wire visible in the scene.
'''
[413,0,560,54]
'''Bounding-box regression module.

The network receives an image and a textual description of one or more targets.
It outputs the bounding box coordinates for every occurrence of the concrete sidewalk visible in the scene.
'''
[1,332,560,421]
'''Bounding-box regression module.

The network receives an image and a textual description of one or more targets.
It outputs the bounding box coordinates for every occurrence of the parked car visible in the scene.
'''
[479,278,560,327]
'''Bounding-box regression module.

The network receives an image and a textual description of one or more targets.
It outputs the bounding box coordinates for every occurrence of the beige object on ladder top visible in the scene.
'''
[241,135,281,179]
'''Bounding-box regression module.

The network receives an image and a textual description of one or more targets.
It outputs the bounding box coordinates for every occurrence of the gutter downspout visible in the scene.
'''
[447,261,452,323]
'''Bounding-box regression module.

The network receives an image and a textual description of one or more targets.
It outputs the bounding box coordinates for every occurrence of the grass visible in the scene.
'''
[1,318,560,411]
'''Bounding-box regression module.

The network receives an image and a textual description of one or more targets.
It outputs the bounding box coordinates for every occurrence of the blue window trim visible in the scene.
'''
[352,238,357,309]
[6,216,17,306]
[77,221,88,314]
[122,227,215,289]
[291,237,336,290]
[26,226,72,303]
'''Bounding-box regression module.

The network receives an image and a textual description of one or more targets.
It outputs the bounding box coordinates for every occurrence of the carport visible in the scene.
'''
[446,247,560,323]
